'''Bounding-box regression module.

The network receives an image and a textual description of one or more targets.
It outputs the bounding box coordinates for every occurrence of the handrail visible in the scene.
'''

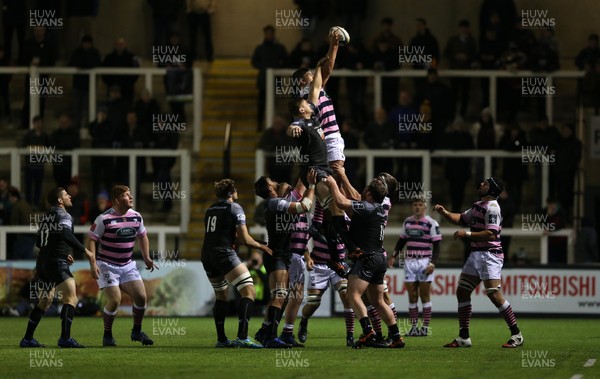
[0,147,190,235]
[249,226,576,265]
[256,149,551,209]
[223,122,231,178]
[0,66,202,152]
[266,68,585,129]
[0,225,181,260]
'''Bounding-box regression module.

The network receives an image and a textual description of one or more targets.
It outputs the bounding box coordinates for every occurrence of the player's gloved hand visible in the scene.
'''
[327,260,350,279]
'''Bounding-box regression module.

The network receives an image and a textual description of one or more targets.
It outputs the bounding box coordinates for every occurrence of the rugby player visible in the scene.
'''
[435,177,524,348]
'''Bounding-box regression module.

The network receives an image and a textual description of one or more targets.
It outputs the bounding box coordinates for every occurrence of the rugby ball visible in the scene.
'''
[330,26,350,46]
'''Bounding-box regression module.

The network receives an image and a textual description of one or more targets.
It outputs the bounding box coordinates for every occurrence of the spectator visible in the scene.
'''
[576,217,598,263]
[105,85,129,137]
[498,123,529,210]
[20,27,58,129]
[162,33,192,123]
[339,38,370,126]
[364,107,395,176]
[441,122,474,212]
[472,108,502,181]
[371,17,402,53]
[508,18,536,61]
[0,45,12,126]
[257,114,296,184]
[88,190,111,225]
[444,20,477,118]
[102,38,140,105]
[334,0,367,39]
[114,111,147,188]
[498,42,528,121]
[543,198,567,264]
[8,187,34,260]
[134,89,161,153]
[579,60,600,111]
[554,124,582,223]
[148,0,184,47]
[152,129,180,213]
[0,178,10,225]
[288,37,317,69]
[50,112,80,189]
[388,90,420,183]
[186,0,216,62]
[479,0,517,48]
[21,116,50,209]
[2,0,26,61]
[89,107,114,194]
[409,18,440,69]
[68,35,102,129]
[529,115,560,204]
[416,68,454,149]
[530,32,559,72]
[372,38,400,112]
[409,18,439,93]
[66,177,90,256]
[478,27,504,107]
[575,34,600,70]
[251,25,287,131]
[293,0,329,38]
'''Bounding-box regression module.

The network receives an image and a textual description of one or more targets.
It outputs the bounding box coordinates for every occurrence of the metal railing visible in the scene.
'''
[266,68,585,129]
[0,66,203,152]
[0,147,191,260]
[249,226,575,265]
[0,225,181,260]
[254,148,576,264]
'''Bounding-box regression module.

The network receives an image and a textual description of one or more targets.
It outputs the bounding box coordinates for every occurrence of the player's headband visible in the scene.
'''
[378,175,388,195]
[485,177,504,198]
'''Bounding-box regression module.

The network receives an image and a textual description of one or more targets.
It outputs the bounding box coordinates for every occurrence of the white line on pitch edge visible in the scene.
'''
[584,359,596,367]
[571,375,583,379]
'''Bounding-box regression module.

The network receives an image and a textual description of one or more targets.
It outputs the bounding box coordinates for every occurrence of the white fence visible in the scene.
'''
[0,148,191,260]
[0,66,203,152]
[255,149,576,264]
[266,68,584,129]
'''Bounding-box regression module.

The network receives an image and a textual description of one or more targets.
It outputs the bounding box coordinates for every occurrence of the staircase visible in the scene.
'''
[183,59,261,257]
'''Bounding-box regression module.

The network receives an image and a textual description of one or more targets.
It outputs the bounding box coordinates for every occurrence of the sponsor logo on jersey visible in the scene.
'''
[116,227,136,238]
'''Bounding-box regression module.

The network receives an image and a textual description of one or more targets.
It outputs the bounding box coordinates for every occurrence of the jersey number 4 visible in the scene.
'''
[206,216,217,232]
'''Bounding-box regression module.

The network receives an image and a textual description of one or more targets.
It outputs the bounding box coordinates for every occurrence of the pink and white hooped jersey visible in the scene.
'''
[398,215,441,258]
[88,208,147,266]
[460,200,503,254]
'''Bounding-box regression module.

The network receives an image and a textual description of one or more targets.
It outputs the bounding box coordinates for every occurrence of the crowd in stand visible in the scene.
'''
[0,0,597,262]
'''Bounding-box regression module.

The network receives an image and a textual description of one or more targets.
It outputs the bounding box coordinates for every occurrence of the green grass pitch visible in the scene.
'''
[0,316,598,379]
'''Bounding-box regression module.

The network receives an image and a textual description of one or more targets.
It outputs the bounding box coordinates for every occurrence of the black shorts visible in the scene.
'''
[350,253,386,285]
[35,259,73,289]
[300,165,334,188]
[201,247,242,279]
[263,249,291,274]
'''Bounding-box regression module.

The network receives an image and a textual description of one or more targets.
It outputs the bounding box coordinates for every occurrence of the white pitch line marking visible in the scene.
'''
[584,359,596,367]
[570,375,583,379]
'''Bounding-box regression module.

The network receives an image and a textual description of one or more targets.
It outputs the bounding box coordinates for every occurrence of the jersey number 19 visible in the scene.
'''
[206,216,217,232]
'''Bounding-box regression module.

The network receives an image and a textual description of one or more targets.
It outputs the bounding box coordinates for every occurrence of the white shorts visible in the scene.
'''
[308,263,345,291]
[97,260,142,289]
[325,133,345,163]
[462,251,504,280]
[403,258,434,283]
[289,253,306,285]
